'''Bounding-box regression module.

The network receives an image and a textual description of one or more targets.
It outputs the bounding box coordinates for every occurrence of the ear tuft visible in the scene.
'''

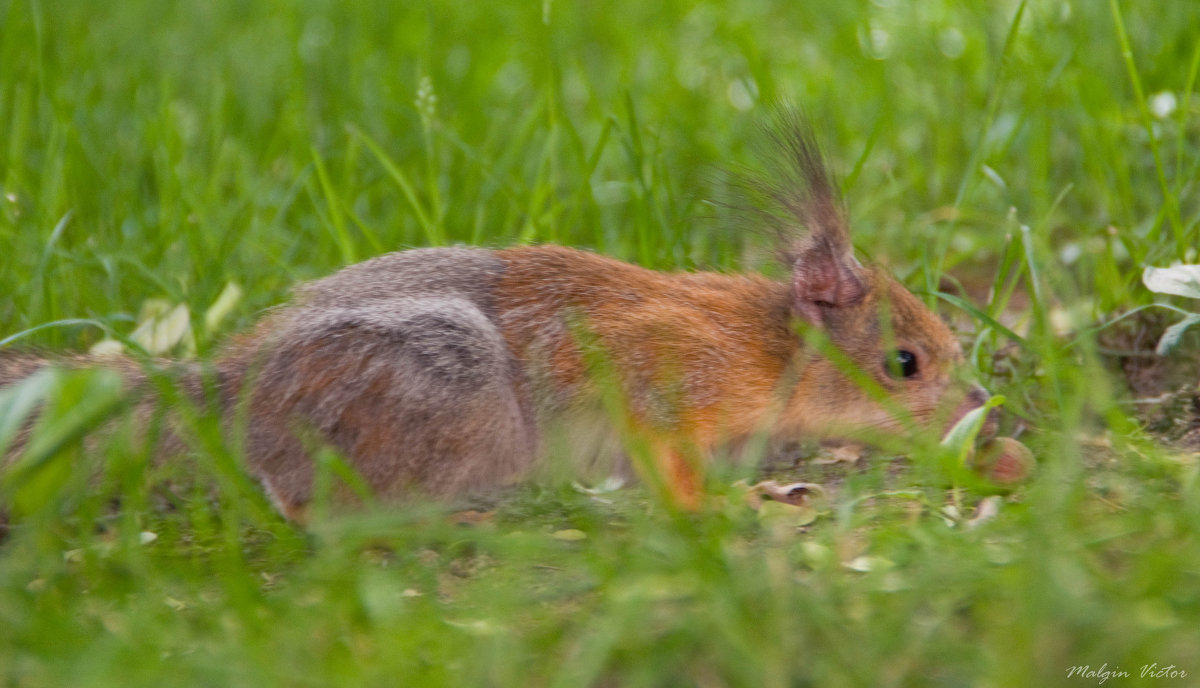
[791,235,868,326]
[752,109,867,325]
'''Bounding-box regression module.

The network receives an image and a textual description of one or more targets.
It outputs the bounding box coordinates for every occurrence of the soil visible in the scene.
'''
[1099,308,1200,449]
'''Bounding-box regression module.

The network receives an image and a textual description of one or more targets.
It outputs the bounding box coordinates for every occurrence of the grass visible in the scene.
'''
[2,0,1200,685]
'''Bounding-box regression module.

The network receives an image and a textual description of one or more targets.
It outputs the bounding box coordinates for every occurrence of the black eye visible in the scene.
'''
[886,350,919,379]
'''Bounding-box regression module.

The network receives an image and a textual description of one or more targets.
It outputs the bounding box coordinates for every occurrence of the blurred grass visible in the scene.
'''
[2,0,1200,685]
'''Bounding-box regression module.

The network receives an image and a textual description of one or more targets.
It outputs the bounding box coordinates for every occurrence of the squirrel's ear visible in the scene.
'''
[791,233,868,326]
[761,111,868,325]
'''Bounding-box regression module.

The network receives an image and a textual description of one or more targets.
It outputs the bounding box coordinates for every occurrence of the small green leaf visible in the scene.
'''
[1156,313,1200,355]
[756,499,819,529]
[933,395,1008,490]
[552,528,588,541]
[940,395,1007,462]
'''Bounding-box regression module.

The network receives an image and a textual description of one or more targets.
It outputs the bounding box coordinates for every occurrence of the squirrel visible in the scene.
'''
[0,121,993,521]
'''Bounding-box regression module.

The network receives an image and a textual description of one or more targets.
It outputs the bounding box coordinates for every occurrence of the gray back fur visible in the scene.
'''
[292,247,506,310]
[229,248,537,516]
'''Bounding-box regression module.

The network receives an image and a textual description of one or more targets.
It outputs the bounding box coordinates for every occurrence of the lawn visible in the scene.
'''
[2,0,1199,685]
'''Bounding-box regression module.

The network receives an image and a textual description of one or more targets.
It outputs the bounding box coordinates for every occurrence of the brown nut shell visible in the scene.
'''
[970,437,1036,488]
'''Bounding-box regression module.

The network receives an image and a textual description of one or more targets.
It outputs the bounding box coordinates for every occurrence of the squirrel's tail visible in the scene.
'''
[0,349,226,528]
[0,349,216,460]
[0,351,55,388]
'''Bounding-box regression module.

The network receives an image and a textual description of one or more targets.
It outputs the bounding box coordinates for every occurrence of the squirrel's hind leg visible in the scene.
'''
[235,297,537,517]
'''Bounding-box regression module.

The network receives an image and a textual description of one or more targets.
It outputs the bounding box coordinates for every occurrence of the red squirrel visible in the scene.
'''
[0,122,991,520]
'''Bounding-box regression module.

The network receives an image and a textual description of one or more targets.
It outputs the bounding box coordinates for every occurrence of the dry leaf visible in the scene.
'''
[814,442,866,465]
[742,480,826,509]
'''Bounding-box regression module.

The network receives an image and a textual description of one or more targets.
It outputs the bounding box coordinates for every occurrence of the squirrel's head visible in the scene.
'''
[760,115,993,440]
[784,235,994,439]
